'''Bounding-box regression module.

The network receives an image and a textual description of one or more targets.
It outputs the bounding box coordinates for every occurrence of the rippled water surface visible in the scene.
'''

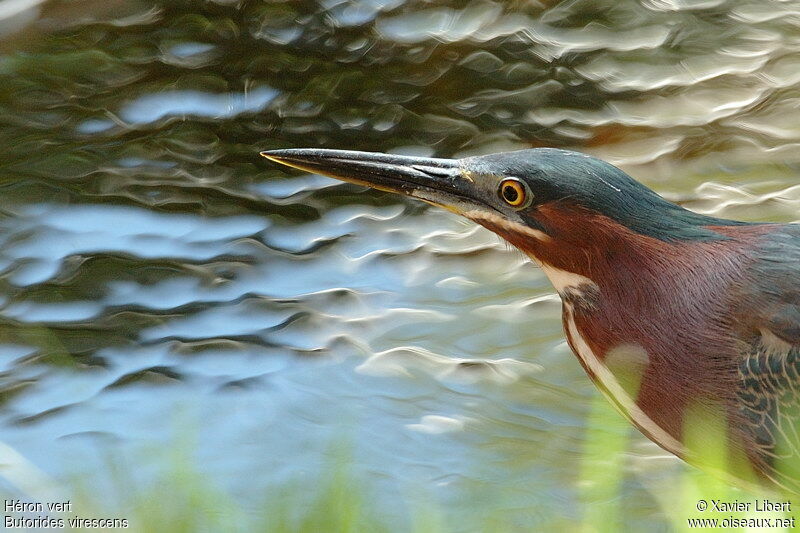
[1,0,800,530]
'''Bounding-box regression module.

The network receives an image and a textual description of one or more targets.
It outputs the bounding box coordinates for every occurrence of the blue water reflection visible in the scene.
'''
[121,87,280,124]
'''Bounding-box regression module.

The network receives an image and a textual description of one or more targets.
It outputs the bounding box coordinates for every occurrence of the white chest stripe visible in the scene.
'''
[536,260,688,458]
[539,264,595,293]
[564,305,686,457]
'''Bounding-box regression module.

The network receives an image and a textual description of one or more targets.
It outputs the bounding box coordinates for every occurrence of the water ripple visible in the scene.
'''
[2,0,800,528]
[120,87,280,124]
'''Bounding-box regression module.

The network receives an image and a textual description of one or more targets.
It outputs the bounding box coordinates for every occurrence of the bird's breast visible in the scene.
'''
[545,263,689,458]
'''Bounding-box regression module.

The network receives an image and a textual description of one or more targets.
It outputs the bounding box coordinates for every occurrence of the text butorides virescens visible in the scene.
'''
[261,147,800,494]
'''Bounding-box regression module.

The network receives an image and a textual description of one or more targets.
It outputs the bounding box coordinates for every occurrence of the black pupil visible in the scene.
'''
[503,184,520,203]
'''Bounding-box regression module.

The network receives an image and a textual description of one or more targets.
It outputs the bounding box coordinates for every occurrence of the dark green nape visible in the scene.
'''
[468,148,750,242]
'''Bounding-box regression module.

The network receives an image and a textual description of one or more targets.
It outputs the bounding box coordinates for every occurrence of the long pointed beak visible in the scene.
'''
[260,148,481,211]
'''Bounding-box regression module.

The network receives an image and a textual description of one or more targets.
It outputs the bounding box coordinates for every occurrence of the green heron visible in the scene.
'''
[261,147,800,494]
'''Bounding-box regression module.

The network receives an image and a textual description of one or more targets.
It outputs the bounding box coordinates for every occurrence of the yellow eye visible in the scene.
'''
[499,179,528,207]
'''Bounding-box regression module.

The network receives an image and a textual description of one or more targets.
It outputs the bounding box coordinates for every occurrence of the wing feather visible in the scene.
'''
[735,224,800,491]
